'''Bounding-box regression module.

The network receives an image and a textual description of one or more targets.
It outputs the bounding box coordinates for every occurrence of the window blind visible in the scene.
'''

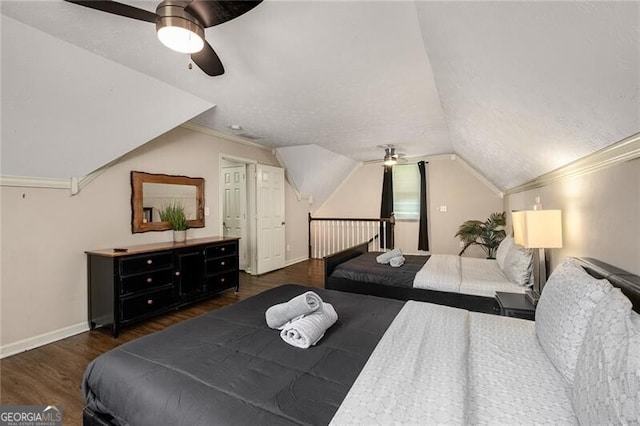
[393,164,420,220]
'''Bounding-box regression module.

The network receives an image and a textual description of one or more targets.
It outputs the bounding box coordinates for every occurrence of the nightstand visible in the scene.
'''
[495,292,536,321]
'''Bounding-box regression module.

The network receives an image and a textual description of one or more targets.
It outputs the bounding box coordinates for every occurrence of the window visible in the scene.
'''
[393,164,422,220]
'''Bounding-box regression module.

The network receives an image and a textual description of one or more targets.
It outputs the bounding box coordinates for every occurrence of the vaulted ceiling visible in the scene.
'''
[2,1,639,193]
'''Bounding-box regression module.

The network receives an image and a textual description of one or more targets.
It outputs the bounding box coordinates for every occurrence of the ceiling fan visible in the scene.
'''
[64,0,263,76]
[380,145,407,166]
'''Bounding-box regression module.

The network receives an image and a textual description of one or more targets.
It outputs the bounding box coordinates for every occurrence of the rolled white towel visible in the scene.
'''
[265,291,322,330]
[280,303,338,349]
[389,255,405,268]
[376,248,403,264]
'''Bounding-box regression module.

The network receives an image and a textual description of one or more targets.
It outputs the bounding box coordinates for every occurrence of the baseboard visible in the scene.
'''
[0,322,89,359]
[285,256,309,267]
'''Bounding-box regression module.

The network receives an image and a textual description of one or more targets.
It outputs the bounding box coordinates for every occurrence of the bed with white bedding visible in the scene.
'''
[325,236,530,313]
[83,257,640,426]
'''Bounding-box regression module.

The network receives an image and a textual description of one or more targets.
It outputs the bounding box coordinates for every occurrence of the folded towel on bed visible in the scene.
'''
[389,255,405,267]
[265,291,323,329]
[280,302,338,348]
[376,248,403,264]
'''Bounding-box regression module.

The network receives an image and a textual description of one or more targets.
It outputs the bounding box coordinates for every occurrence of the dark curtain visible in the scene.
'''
[418,161,430,251]
[380,165,394,249]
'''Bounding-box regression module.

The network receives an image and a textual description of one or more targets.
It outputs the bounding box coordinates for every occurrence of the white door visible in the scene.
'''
[222,166,248,269]
[256,164,286,274]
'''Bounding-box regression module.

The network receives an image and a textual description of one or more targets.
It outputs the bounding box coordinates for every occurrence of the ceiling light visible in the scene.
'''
[383,146,397,166]
[156,2,204,54]
[383,156,397,166]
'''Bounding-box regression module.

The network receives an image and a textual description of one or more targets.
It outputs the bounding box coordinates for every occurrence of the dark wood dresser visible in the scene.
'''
[86,237,239,337]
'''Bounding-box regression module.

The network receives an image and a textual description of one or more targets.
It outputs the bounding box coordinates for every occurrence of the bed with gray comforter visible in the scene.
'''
[83,257,640,425]
[82,284,403,426]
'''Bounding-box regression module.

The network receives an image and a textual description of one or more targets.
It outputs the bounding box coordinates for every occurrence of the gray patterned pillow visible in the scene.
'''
[502,242,533,286]
[495,236,513,270]
[535,258,612,384]
[573,289,640,424]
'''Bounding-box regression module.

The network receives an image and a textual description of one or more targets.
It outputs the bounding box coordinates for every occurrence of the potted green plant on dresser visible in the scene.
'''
[159,203,189,242]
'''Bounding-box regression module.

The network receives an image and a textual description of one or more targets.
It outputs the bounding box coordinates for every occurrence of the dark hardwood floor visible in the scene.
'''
[0,259,324,426]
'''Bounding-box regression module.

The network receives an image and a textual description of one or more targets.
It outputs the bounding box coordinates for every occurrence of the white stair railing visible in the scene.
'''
[308,213,395,259]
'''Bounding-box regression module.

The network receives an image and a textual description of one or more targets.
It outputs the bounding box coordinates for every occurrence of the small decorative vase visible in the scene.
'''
[173,230,186,243]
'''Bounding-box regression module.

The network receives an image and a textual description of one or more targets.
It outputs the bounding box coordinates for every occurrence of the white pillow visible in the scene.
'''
[501,242,533,286]
[573,288,640,424]
[535,258,613,384]
[495,236,513,270]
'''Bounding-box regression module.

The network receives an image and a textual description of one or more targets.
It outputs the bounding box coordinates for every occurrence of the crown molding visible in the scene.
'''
[180,121,270,151]
[0,175,71,190]
[505,132,640,195]
[363,153,503,198]
[1,163,109,195]
[1,123,268,192]
[362,153,453,166]
[452,154,504,198]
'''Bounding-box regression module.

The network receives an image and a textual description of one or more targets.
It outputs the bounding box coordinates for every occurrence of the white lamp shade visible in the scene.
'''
[512,210,563,249]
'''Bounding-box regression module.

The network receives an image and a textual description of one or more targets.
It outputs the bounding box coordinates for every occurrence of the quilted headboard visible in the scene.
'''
[575,257,640,313]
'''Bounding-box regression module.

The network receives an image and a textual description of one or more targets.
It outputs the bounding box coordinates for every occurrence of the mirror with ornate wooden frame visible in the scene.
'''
[131,171,205,233]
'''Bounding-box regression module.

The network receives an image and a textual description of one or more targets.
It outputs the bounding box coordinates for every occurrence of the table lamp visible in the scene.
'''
[512,209,563,305]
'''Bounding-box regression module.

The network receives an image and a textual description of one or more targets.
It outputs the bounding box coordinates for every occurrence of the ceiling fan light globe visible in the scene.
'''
[156,8,205,54]
[157,24,204,53]
[383,157,397,166]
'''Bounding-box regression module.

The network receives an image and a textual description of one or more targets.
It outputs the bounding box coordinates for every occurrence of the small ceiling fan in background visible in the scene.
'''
[379,144,407,166]
[64,0,263,76]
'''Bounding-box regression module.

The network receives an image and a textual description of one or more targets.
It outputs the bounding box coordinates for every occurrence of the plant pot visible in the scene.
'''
[173,230,186,243]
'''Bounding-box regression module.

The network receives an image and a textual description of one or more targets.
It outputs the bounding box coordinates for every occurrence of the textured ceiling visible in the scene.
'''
[416,1,640,190]
[1,1,639,189]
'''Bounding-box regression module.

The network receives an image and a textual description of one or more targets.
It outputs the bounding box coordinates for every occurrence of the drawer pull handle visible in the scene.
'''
[175,271,180,277]
[147,277,153,283]
[221,278,225,282]
[221,261,225,266]
[221,247,225,252]
[147,299,154,305]
[146,259,153,265]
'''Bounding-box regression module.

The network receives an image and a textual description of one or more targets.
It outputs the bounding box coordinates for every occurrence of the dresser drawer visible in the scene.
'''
[120,288,174,321]
[205,243,237,259]
[119,253,173,276]
[120,269,174,295]
[205,271,238,293]
[205,255,237,274]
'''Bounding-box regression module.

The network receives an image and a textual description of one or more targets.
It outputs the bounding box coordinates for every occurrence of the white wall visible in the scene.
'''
[504,157,640,275]
[0,126,310,355]
[316,156,504,256]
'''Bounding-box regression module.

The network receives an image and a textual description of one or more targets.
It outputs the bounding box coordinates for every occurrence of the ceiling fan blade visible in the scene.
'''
[185,0,262,28]
[191,41,225,76]
[64,1,158,23]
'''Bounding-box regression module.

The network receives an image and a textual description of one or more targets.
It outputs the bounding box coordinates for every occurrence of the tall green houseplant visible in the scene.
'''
[455,211,506,258]
[159,203,188,231]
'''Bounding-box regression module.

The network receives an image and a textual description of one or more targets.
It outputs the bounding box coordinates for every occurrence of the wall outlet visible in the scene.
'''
[439,205,448,212]
[204,207,210,216]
